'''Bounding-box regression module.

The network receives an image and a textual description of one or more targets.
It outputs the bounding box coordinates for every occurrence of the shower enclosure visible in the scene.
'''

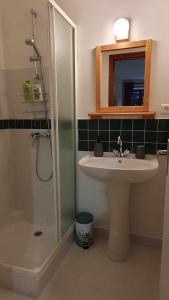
[0,0,76,297]
[49,0,77,239]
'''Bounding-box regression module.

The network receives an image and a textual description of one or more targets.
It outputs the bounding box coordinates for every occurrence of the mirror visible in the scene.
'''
[102,50,145,107]
[96,40,152,114]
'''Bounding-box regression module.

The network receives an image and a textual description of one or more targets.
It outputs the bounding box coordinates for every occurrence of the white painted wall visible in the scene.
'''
[1,0,166,106]
[0,0,49,70]
[0,15,8,118]
[10,130,54,225]
[0,0,50,119]
[3,0,169,118]
[0,0,167,238]
[0,130,14,218]
[55,0,169,118]
[0,1,54,225]
[0,16,5,71]
[0,12,12,219]
[54,0,168,238]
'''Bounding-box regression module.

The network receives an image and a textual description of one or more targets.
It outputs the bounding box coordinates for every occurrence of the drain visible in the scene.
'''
[34,231,43,237]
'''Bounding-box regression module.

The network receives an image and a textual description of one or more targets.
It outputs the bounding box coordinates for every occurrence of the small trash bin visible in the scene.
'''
[76,212,94,249]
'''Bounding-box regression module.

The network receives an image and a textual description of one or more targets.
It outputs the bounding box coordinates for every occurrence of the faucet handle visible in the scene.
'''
[112,149,119,157]
[123,149,130,157]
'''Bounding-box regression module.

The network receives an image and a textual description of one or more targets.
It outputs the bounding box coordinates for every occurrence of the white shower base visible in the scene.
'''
[0,211,57,271]
[0,211,74,297]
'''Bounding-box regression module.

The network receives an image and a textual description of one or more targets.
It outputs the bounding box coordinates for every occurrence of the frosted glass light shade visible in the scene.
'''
[113,18,130,41]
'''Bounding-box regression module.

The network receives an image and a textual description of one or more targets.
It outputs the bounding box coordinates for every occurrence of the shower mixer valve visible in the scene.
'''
[31,131,50,147]
[31,132,39,147]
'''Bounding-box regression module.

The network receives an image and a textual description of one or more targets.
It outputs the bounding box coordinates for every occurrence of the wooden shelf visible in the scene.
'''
[88,112,156,119]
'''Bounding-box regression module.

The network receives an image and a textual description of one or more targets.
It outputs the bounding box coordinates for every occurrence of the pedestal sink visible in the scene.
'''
[79,154,159,262]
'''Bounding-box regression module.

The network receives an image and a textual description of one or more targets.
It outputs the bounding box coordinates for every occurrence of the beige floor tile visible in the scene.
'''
[39,239,161,300]
[0,287,33,300]
[0,238,161,300]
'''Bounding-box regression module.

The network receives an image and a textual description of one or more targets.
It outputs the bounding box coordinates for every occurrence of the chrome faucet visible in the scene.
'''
[117,136,123,157]
[112,136,130,158]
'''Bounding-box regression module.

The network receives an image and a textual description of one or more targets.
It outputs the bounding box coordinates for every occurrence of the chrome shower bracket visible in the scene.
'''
[30,56,41,62]
[30,9,39,79]
[31,9,38,18]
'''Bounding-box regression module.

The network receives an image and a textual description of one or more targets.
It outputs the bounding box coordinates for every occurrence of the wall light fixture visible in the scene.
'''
[113,18,130,41]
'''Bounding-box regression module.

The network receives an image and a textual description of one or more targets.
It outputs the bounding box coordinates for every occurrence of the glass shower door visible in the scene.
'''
[49,3,76,238]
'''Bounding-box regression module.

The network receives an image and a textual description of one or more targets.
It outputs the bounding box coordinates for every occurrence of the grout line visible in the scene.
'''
[120,119,122,135]
[79,140,163,144]
[108,119,110,152]
[131,120,134,153]
[144,119,146,146]
[87,121,89,152]
[144,120,146,147]
[156,119,159,150]
[156,119,159,153]
[79,140,89,142]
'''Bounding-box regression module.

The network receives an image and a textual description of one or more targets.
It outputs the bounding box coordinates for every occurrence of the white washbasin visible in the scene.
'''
[79,154,159,183]
[79,153,159,262]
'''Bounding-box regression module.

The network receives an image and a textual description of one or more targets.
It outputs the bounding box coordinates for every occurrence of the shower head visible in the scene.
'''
[25,38,41,61]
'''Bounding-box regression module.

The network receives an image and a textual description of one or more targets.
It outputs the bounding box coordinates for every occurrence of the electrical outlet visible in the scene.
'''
[161,104,169,114]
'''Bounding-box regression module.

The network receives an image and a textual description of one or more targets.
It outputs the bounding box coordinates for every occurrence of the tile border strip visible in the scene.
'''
[78,118,169,154]
[0,119,51,130]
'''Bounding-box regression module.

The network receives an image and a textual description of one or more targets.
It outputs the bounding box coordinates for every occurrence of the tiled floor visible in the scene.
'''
[0,238,161,300]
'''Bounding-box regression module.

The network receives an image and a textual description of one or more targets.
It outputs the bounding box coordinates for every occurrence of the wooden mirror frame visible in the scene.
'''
[95,40,152,115]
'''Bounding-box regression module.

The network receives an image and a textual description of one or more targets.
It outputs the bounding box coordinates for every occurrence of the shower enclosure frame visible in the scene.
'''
[0,3,77,297]
[48,0,77,241]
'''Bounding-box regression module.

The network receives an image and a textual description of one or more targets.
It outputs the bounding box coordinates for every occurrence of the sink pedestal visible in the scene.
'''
[107,181,130,262]
[79,154,159,262]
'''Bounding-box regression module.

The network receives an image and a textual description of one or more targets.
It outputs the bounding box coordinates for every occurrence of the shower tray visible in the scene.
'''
[0,211,74,297]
